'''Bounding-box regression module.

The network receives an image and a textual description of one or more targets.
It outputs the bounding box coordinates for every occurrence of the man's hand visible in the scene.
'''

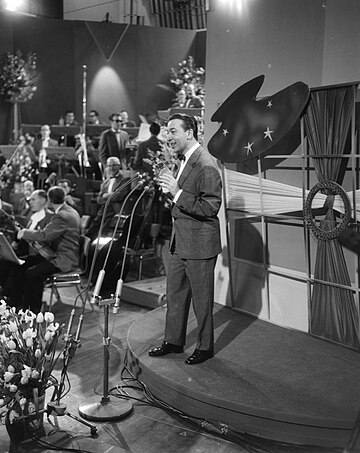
[159,173,180,197]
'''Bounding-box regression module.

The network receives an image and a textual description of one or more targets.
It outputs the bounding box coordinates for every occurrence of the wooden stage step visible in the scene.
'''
[126,302,360,449]
[122,276,166,309]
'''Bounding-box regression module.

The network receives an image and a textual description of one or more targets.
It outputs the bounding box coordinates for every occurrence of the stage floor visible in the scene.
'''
[127,302,360,450]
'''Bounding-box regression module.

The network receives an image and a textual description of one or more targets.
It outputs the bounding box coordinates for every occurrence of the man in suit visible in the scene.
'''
[86,156,131,240]
[133,121,163,174]
[185,83,204,108]
[99,113,130,169]
[3,186,80,313]
[120,110,136,128]
[149,114,222,365]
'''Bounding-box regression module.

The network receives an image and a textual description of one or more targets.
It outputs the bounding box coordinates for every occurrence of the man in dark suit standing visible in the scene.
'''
[5,186,80,313]
[99,113,129,169]
[133,121,163,174]
[149,114,222,365]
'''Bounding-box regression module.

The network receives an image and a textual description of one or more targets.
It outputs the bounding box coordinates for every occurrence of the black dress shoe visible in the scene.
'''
[149,341,184,357]
[185,349,214,365]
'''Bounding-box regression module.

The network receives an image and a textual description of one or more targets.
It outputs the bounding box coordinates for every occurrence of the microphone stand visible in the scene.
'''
[78,184,150,421]
[46,176,140,427]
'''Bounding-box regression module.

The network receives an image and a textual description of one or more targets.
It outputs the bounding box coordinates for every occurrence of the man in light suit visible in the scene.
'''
[4,186,80,313]
[99,113,129,169]
[149,114,222,365]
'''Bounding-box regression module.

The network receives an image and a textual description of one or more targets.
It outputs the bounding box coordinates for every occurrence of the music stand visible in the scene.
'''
[0,233,23,265]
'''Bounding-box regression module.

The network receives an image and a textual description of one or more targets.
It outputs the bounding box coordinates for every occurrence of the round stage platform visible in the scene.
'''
[126,303,360,449]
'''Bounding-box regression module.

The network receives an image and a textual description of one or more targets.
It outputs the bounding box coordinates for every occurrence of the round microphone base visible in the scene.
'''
[78,396,133,421]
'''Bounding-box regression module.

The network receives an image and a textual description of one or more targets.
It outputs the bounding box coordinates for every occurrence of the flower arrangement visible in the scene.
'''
[0,50,39,103]
[169,55,205,96]
[0,301,63,424]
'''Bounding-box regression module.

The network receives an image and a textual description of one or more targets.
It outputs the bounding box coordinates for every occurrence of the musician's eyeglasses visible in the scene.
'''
[113,119,122,122]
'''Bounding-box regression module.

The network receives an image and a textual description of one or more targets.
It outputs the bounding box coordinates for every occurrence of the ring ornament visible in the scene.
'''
[303,180,351,240]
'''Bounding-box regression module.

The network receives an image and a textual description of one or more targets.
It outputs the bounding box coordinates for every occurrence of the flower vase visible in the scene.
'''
[5,393,46,447]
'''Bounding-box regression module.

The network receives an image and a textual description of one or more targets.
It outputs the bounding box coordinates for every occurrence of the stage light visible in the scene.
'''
[4,0,25,12]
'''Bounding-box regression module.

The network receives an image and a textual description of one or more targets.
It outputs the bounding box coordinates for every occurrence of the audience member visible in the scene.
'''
[99,113,130,169]
[185,83,204,108]
[86,156,131,240]
[172,89,187,108]
[57,178,83,216]
[133,122,163,174]
[120,110,136,128]
[2,186,80,313]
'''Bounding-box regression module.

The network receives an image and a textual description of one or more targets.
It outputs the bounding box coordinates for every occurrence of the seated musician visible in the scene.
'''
[0,186,80,313]
[86,156,131,241]
[13,189,53,256]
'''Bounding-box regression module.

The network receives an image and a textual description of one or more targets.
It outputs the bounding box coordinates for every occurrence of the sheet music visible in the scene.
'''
[0,233,24,265]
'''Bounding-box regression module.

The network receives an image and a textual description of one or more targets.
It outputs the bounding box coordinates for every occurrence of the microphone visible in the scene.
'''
[112,278,123,314]
[90,269,105,304]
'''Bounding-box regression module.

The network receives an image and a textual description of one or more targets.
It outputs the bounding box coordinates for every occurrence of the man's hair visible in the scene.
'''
[90,109,99,116]
[57,178,71,188]
[149,122,161,136]
[33,189,48,201]
[109,112,121,121]
[167,113,198,140]
[48,186,65,204]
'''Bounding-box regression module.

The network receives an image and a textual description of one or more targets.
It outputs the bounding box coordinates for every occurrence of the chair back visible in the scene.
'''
[79,234,91,273]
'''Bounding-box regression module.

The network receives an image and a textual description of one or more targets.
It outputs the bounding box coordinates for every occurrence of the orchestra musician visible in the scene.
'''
[0,186,80,313]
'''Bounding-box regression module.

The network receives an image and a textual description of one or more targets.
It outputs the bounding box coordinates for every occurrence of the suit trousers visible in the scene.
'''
[4,255,60,313]
[164,251,217,352]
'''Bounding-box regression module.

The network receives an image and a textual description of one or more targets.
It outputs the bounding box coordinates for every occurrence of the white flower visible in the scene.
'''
[24,310,36,326]
[19,397,26,410]
[7,365,15,373]
[4,371,14,382]
[44,312,54,323]
[9,384,17,392]
[21,365,31,378]
[34,348,42,358]
[36,312,44,324]
[31,370,39,379]
[0,299,7,316]
[20,376,29,385]
[8,321,18,333]
[7,340,16,350]
[45,322,59,341]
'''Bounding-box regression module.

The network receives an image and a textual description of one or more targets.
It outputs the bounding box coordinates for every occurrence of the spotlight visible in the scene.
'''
[4,0,25,12]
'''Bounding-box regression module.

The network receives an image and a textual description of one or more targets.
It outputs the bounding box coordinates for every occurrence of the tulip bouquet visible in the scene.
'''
[0,300,63,424]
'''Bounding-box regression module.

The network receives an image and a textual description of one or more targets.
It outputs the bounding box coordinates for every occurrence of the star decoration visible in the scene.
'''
[223,129,229,136]
[267,100,273,108]
[264,127,274,141]
[244,142,254,155]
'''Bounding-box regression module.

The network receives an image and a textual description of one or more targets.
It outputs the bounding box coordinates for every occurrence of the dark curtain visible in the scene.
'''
[304,85,360,349]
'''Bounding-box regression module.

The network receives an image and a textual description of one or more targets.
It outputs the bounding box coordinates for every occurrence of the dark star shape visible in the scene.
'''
[208,75,309,164]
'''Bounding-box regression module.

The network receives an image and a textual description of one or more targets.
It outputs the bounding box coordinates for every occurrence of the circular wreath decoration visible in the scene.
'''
[303,180,351,240]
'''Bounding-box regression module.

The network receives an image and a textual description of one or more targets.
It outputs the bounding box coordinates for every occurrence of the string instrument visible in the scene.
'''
[0,208,57,261]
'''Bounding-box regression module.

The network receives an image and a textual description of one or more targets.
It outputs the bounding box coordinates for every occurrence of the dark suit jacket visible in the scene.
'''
[171,146,222,259]
[22,204,80,272]
[99,129,129,167]
[185,96,204,108]
[133,135,162,173]
[96,172,131,218]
